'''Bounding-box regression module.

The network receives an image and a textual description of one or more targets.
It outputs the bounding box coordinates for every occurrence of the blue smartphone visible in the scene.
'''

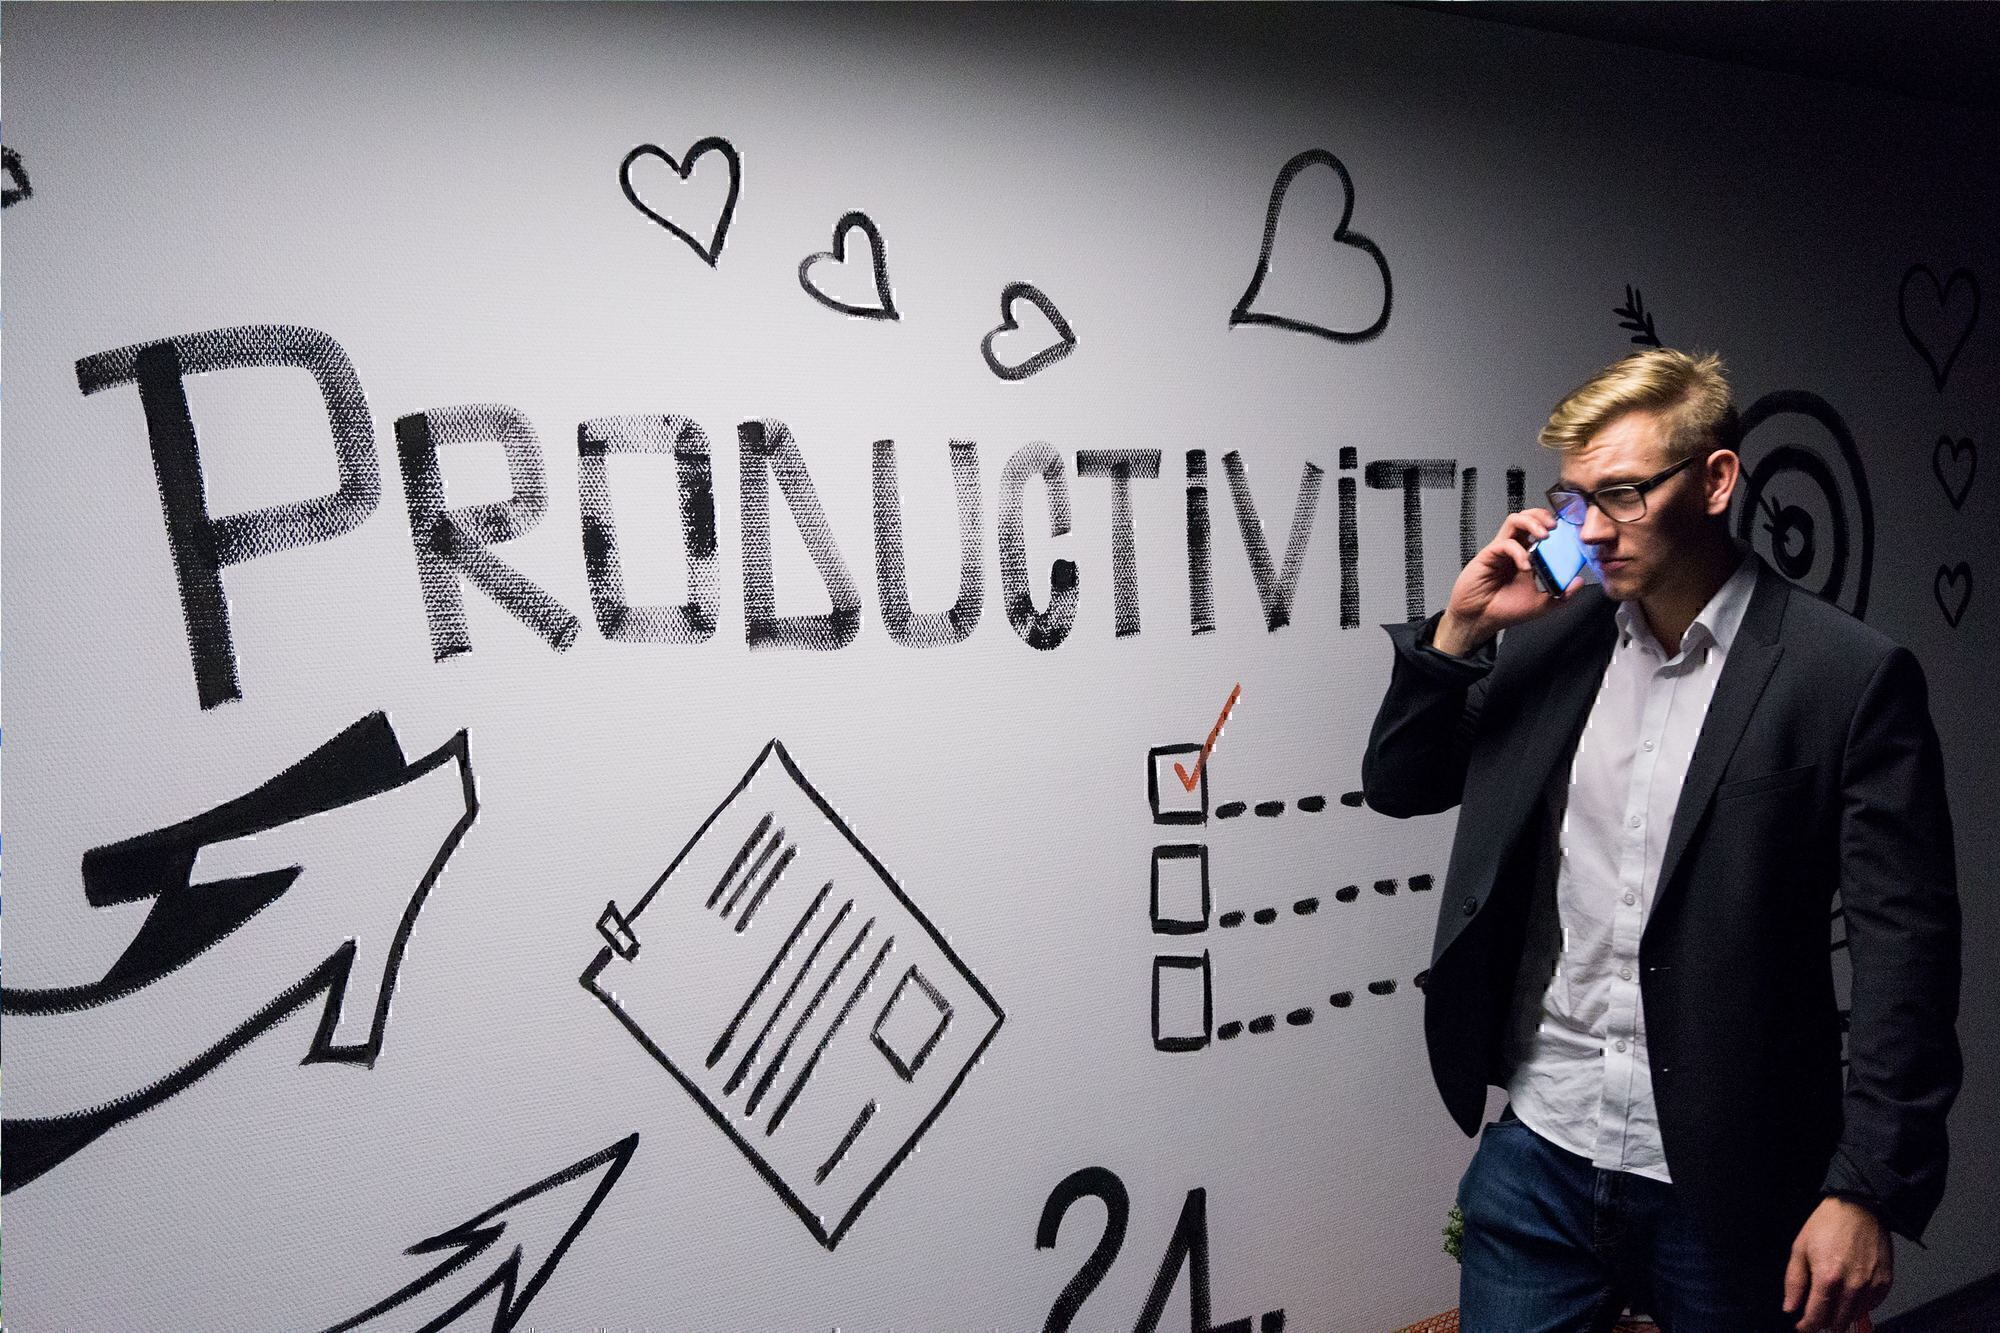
[1529,518,1591,597]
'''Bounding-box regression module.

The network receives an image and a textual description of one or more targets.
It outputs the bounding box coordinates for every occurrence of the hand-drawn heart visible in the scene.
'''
[2,145,32,209]
[981,282,1076,381]
[798,211,898,320]
[1231,147,1392,344]
[620,137,741,267]
[1898,264,1980,393]
[1934,561,1973,629]
[1933,435,1978,510]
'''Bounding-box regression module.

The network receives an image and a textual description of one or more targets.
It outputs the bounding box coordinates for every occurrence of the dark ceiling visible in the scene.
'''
[1398,1,2000,119]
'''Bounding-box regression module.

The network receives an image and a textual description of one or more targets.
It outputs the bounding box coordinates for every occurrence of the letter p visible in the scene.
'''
[76,325,381,709]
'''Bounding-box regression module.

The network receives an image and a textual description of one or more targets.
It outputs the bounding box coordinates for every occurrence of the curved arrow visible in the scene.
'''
[2,713,478,1193]
[324,1133,639,1333]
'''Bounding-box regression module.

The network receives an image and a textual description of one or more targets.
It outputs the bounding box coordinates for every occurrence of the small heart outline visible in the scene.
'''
[1231,147,1393,344]
[1934,561,1973,629]
[1932,435,1978,511]
[1898,264,1980,394]
[798,211,898,321]
[620,137,742,268]
[981,282,1076,382]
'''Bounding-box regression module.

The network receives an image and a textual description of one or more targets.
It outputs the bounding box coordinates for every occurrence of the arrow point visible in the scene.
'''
[430,1135,639,1324]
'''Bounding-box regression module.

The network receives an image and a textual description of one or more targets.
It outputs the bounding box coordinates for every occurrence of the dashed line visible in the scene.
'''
[1215,971,1429,1041]
[1214,795,1342,820]
[1216,875,1433,928]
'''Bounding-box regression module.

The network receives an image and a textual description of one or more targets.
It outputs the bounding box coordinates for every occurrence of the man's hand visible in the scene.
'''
[1433,509,1580,656]
[1784,1196,1892,1332]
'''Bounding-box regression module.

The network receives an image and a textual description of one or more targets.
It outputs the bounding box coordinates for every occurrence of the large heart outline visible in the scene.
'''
[1230,148,1392,344]
[620,137,742,267]
[798,211,898,321]
[1932,435,1977,510]
[2,145,32,209]
[1898,264,1980,393]
[981,282,1076,381]
[1934,561,1973,629]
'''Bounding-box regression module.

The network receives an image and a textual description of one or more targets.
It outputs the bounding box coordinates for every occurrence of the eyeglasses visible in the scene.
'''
[1546,455,1699,524]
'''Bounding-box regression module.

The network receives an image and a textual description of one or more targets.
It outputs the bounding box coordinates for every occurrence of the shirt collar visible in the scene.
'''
[1614,545,1757,659]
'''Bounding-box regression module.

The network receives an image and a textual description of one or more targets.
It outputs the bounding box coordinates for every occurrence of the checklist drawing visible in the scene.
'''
[583,740,1004,1248]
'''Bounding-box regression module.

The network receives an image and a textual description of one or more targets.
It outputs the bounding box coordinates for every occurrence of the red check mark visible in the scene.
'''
[1174,683,1242,791]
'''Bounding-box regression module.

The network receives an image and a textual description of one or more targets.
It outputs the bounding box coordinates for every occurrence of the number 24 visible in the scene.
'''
[1035,1166,1283,1333]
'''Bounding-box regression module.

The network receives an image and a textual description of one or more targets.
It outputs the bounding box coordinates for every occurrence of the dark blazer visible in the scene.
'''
[1362,556,1960,1263]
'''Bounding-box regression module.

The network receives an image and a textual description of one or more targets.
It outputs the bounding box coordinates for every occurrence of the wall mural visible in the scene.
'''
[584,739,1004,1249]
[2,143,31,208]
[1899,264,1980,395]
[799,211,900,322]
[1903,263,1984,631]
[1230,148,1393,344]
[323,1134,639,1333]
[620,136,743,268]
[3,7,1993,1330]
[2,713,479,1194]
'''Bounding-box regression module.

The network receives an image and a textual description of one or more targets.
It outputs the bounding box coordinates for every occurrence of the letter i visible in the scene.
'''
[1339,447,1359,629]
[1460,467,1479,566]
[1187,449,1215,635]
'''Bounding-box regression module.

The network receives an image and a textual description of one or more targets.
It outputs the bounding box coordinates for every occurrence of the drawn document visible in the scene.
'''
[582,740,1004,1248]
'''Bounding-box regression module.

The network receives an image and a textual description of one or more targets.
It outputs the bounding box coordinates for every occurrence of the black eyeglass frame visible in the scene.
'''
[1545,454,1702,524]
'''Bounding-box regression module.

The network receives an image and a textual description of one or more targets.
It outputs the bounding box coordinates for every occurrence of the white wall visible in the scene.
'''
[3,5,1993,1329]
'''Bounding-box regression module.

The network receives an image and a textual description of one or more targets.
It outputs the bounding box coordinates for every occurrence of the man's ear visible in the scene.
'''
[1704,449,1741,517]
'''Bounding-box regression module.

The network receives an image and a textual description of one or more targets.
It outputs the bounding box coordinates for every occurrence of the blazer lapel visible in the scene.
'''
[1482,599,1620,864]
[1653,560,1791,902]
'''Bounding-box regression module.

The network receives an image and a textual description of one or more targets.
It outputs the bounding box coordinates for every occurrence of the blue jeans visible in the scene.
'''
[1457,1107,1793,1332]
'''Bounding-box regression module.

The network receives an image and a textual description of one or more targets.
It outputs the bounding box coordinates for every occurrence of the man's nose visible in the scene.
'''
[1579,503,1618,546]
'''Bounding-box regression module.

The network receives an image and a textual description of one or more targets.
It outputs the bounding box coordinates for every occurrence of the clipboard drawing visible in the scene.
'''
[583,740,1003,1248]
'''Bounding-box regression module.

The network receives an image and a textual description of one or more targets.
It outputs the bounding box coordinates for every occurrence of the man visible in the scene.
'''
[1363,349,1960,1332]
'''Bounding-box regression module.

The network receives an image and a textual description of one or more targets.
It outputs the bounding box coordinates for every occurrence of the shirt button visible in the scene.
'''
[1615,1039,1628,1053]
[1643,739,1656,752]
[1619,966,1633,981]
[1628,814,1642,828]
[1623,892,1637,906]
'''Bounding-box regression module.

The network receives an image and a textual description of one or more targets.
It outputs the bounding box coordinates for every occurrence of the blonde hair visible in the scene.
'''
[1540,348,1741,463]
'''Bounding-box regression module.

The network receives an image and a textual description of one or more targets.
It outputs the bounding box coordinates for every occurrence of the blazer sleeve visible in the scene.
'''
[1820,646,1962,1243]
[1361,612,1496,819]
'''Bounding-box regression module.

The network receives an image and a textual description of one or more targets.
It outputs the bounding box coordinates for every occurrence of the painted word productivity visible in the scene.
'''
[77,324,1517,709]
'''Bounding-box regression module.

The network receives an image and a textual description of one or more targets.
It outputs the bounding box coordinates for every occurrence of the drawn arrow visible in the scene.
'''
[323,1133,639,1333]
[2,713,478,1193]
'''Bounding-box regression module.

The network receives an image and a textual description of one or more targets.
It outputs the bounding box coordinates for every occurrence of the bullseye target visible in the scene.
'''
[1733,390,1875,620]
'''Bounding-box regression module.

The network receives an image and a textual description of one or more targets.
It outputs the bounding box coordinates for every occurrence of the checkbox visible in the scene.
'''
[1148,743,1207,825]
[1151,844,1210,935]
[1152,952,1212,1052]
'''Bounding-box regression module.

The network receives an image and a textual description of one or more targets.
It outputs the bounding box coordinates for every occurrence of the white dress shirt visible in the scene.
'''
[1507,553,1758,1181]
